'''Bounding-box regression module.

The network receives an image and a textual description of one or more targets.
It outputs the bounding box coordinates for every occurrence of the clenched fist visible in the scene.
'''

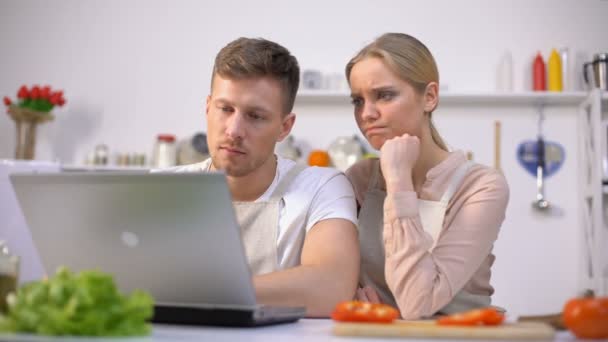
[380,134,420,192]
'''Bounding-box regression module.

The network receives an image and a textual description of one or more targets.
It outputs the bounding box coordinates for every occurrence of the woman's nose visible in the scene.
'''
[360,101,380,121]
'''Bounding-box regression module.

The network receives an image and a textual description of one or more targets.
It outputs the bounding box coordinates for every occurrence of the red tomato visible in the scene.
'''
[3,96,11,106]
[331,301,399,323]
[437,308,505,326]
[563,296,608,339]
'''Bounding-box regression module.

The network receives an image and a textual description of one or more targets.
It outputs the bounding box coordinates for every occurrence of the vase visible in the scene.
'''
[7,106,54,160]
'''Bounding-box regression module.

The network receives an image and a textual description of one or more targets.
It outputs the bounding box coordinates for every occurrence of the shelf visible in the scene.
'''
[296,90,589,106]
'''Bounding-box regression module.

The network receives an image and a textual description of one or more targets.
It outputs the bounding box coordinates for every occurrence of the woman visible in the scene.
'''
[345,33,509,320]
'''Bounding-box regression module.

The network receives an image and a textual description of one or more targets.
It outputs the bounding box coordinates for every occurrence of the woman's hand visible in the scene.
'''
[380,133,420,192]
[355,286,382,303]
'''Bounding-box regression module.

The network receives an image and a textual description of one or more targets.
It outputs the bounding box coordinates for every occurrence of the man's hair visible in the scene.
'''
[212,37,300,114]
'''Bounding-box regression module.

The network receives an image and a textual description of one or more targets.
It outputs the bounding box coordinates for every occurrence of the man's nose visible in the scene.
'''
[225,112,246,140]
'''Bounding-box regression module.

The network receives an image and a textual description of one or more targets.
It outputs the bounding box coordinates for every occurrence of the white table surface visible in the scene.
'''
[0,319,580,342]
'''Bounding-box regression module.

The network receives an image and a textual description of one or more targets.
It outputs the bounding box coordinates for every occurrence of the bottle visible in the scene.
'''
[152,134,177,168]
[548,48,563,92]
[560,48,570,91]
[496,51,513,92]
[533,52,546,91]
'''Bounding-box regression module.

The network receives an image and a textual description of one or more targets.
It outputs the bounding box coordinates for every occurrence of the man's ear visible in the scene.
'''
[277,113,296,142]
[205,95,211,116]
[423,82,439,113]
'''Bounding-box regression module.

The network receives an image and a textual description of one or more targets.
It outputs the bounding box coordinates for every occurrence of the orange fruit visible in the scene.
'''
[308,150,331,167]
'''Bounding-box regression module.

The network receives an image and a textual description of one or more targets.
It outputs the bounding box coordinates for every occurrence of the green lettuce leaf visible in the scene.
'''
[0,267,154,336]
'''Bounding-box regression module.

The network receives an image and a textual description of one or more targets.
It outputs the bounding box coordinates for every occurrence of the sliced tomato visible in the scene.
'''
[437,308,505,326]
[332,300,399,323]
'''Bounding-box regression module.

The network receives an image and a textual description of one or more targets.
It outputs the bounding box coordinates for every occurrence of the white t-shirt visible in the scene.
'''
[159,156,357,269]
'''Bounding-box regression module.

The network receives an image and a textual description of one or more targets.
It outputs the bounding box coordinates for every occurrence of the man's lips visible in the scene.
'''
[219,146,246,154]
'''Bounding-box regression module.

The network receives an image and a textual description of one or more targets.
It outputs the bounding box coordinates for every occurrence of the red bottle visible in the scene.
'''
[533,52,546,91]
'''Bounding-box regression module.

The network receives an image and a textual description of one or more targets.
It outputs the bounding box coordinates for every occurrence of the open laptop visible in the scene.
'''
[9,172,306,327]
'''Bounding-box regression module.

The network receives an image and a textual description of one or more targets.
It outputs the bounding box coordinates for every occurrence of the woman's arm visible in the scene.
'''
[383,170,509,319]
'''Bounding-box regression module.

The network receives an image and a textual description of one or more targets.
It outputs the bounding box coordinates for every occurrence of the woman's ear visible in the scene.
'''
[423,82,439,113]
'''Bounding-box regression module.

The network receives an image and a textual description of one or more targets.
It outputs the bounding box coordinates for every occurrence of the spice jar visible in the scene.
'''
[152,134,177,168]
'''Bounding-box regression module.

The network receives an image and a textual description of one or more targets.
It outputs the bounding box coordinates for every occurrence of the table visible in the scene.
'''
[151,319,577,342]
[0,319,581,341]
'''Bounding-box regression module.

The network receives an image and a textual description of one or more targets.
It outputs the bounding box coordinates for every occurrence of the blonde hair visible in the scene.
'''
[345,33,448,151]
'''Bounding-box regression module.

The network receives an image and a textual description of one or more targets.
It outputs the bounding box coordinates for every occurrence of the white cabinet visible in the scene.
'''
[578,89,608,296]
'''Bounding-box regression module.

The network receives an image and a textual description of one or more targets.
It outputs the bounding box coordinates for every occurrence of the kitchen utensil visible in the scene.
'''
[302,70,323,90]
[177,132,209,165]
[532,105,551,211]
[327,135,365,172]
[518,313,565,330]
[532,134,550,211]
[583,53,608,90]
[516,141,564,178]
[276,135,301,161]
[333,320,555,340]
[494,120,501,171]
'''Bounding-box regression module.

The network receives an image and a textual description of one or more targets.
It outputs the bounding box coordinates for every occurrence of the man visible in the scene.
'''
[168,37,359,317]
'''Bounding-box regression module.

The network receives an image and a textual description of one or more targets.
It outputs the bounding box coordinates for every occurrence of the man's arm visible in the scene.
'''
[253,218,359,317]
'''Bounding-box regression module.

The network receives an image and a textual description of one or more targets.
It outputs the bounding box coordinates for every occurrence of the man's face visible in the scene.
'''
[206,74,294,177]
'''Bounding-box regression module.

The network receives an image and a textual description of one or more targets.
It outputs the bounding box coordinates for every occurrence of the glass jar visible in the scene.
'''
[0,241,19,313]
[152,134,177,168]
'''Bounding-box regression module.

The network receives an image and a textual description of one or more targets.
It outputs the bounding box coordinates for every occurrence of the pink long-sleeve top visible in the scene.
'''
[346,151,509,319]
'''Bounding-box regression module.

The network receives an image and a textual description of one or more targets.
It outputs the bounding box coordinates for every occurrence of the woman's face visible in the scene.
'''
[349,57,430,150]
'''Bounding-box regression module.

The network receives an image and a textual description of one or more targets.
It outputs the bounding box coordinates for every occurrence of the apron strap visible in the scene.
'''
[269,163,306,200]
[439,161,474,205]
[367,160,381,192]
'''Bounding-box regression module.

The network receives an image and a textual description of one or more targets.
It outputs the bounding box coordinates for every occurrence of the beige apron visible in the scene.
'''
[231,163,305,276]
[357,160,492,315]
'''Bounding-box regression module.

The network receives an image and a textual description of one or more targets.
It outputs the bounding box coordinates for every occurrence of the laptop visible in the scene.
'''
[9,172,306,327]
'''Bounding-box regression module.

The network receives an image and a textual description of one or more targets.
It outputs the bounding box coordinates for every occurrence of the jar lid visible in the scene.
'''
[157,134,176,143]
[593,53,608,62]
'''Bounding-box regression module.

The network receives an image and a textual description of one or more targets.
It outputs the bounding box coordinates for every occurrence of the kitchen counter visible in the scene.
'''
[151,319,578,341]
[0,318,582,341]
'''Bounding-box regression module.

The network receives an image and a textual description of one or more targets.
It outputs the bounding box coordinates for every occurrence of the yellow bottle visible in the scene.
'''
[548,48,563,92]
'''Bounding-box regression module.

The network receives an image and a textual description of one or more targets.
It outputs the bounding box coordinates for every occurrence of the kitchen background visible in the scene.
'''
[1,0,608,317]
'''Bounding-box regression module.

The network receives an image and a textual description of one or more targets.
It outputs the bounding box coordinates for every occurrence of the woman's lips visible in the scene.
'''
[365,126,387,136]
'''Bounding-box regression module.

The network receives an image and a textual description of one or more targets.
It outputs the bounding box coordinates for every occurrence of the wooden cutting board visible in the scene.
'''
[333,320,555,340]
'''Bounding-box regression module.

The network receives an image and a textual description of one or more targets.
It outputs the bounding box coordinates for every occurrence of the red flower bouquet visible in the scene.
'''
[4,85,66,113]
[3,84,67,160]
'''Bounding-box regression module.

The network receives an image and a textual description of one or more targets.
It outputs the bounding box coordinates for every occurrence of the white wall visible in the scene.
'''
[1,0,607,316]
[1,0,607,162]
